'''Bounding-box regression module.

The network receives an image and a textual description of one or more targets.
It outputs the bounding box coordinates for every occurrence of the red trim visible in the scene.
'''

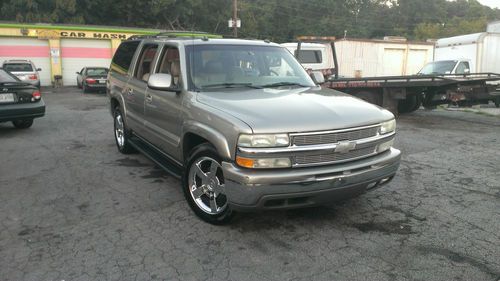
[0,45,49,57]
[61,47,111,59]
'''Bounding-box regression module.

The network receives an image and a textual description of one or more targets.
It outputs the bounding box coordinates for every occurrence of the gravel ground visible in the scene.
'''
[1,87,499,281]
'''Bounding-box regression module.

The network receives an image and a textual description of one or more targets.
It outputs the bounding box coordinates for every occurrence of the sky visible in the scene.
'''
[477,0,500,9]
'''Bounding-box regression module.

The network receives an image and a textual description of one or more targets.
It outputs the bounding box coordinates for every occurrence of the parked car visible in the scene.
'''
[107,35,401,224]
[76,67,109,93]
[0,68,45,129]
[2,60,42,88]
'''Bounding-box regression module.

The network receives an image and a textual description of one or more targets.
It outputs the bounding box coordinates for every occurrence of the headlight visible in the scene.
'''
[380,119,396,135]
[236,156,292,169]
[238,134,289,147]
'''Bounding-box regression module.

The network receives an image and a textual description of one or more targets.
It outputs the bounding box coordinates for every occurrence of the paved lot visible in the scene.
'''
[1,87,499,281]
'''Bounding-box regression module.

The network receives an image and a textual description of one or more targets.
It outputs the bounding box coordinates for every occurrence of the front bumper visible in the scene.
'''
[0,99,45,122]
[223,148,401,211]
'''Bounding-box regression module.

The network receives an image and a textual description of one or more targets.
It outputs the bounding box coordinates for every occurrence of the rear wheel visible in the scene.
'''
[83,83,89,93]
[12,119,33,129]
[398,94,422,114]
[183,143,234,224]
[113,107,135,154]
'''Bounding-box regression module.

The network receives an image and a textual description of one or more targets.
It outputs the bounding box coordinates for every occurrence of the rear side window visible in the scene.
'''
[111,41,140,74]
[294,50,323,64]
[3,63,33,72]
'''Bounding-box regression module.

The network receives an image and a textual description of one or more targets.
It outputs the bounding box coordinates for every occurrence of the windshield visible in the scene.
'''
[3,63,33,72]
[0,69,21,82]
[86,68,109,76]
[419,61,457,75]
[185,44,315,91]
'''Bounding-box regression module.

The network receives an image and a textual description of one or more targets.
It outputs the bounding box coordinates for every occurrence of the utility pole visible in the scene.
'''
[233,0,238,37]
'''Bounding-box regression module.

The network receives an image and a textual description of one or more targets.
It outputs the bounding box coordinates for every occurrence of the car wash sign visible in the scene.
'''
[59,31,129,40]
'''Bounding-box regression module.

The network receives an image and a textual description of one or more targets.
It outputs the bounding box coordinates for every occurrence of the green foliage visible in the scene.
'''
[0,0,499,41]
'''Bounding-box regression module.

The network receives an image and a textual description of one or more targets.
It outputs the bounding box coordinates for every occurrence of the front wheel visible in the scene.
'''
[113,107,135,154]
[12,119,33,129]
[183,143,234,224]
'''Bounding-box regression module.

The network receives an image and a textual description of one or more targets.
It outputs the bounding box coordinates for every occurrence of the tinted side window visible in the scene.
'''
[111,41,140,74]
[294,50,322,64]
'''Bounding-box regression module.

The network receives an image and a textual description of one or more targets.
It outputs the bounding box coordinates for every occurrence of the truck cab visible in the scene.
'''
[418,60,472,75]
[281,42,336,78]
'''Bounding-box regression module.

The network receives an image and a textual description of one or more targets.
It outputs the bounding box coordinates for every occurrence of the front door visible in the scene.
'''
[144,45,183,161]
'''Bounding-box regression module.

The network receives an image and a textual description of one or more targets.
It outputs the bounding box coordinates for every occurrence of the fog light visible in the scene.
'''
[236,156,291,169]
[377,139,394,153]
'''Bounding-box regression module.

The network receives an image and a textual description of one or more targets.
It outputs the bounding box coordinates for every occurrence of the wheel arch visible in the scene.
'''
[182,122,233,163]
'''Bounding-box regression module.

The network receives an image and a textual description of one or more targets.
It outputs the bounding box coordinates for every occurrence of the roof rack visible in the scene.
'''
[127,30,222,41]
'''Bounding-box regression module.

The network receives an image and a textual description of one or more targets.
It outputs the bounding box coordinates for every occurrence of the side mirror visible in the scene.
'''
[147,73,180,92]
[37,68,42,71]
[76,72,80,75]
[310,71,325,84]
[464,68,470,74]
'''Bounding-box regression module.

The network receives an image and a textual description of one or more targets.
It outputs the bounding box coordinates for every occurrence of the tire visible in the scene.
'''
[398,95,417,114]
[12,119,33,129]
[83,83,89,93]
[113,107,135,154]
[77,80,82,89]
[398,94,422,114]
[353,90,381,106]
[183,143,234,224]
[495,98,500,108]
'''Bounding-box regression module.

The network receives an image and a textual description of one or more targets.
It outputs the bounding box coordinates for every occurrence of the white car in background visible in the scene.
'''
[2,60,42,88]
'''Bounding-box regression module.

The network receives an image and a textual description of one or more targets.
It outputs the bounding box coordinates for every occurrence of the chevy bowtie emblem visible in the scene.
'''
[334,141,357,154]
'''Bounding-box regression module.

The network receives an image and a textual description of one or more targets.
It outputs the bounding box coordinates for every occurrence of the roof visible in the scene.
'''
[436,33,485,47]
[2,59,34,63]
[139,37,280,47]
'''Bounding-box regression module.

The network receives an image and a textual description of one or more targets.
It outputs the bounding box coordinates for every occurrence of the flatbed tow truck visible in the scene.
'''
[294,37,500,115]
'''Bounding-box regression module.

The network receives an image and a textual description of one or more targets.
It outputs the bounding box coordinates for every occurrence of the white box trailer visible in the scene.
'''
[335,38,434,77]
[434,30,500,74]
[282,38,434,78]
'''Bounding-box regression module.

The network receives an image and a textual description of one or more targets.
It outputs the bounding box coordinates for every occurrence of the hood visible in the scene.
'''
[196,87,394,134]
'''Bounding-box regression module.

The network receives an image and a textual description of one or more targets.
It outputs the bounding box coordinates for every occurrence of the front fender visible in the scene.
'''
[182,121,233,161]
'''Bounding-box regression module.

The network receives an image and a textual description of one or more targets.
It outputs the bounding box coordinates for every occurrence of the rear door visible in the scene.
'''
[143,44,183,158]
[109,40,140,128]
[125,43,160,137]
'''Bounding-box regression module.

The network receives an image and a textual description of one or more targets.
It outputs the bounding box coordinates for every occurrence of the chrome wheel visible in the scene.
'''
[114,112,125,148]
[188,157,227,215]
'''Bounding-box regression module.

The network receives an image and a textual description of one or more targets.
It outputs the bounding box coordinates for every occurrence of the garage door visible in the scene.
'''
[61,39,112,86]
[406,49,429,75]
[0,38,52,86]
[382,48,405,76]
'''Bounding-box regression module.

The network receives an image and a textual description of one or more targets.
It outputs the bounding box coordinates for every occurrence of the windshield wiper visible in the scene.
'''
[260,82,311,88]
[201,83,262,89]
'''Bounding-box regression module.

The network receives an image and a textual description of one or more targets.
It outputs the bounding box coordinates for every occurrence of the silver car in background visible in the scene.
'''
[2,60,42,88]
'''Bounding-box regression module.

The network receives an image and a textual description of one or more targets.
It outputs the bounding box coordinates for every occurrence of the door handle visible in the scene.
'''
[146,94,153,103]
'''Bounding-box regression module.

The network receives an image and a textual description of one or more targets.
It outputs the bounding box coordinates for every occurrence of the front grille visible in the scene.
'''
[292,126,380,146]
[294,146,377,166]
